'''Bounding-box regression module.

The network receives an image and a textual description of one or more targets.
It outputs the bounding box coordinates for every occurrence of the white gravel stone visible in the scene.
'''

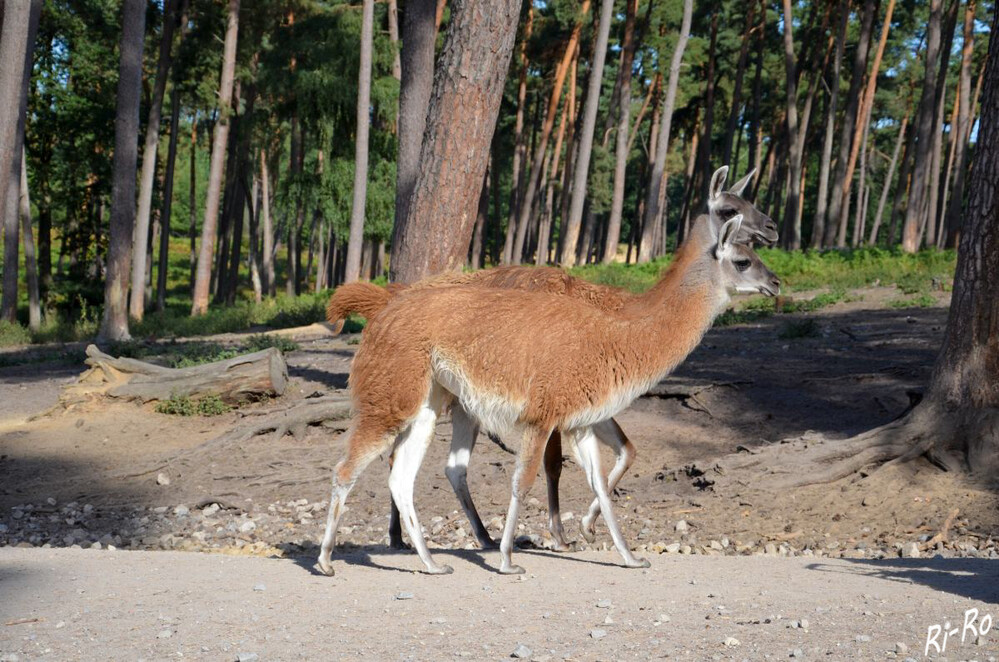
[590,629,607,639]
[674,520,689,533]
[723,637,740,647]
[510,643,532,658]
[900,542,920,558]
[156,473,170,486]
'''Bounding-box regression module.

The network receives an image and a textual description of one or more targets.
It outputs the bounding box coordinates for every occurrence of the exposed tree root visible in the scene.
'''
[698,398,982,492]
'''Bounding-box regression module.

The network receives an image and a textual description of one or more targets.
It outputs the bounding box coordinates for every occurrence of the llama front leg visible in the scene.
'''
[446,405,496,549]
[580,418,636,543]
[543,430,572,551]
[569,427,649,569]
[499,426,551,574]
[390,404,453,574]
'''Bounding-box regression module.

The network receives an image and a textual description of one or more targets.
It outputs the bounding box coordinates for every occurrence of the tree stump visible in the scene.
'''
[58,344,288,407]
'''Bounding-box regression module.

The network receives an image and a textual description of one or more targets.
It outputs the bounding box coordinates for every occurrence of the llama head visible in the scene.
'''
[714,214,781,297]
[708,166,779,247]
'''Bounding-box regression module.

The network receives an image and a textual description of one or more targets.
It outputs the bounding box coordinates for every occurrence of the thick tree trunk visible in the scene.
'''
[157,88,182,312]
[824,0,876,247]
[98,0,147,341]
[130,0,178,322]
[60,345,288,408]
[924,9,999,469]
[390,0,438,267]
[0,0,40,324]
[389,0,522,284]
[901,0,943,253]
[943,0,978,248]
[638,0,692,263]
[191,0,239,315]
[344,0,374,283]
[603,0,638,264]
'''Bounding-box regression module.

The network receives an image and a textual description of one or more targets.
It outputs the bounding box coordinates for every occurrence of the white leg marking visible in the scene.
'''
[446,405,495,548]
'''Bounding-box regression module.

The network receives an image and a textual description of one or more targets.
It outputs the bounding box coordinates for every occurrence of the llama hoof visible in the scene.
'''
[551,538,574,552]
[317,556,335,576]
[389,538,411,551]
[425,563,454,575]
[500,563,526,575]
[625,557,651,569]
[579,520,597,544]
[478,537,500,550]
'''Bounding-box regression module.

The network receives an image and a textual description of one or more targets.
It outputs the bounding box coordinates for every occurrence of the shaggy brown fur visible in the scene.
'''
[317,215,779,575]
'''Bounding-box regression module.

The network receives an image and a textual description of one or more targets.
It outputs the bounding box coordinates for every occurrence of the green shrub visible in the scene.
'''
[155,392,232,416]
[887,293,937,309]
[0,321,32,347]
[244,333,299,353]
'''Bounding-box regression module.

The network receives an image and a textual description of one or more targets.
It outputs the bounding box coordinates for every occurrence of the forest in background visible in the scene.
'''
[0,0,992,342]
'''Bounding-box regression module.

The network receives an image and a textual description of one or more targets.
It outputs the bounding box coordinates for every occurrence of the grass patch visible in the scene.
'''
[243,333,300,353]
[155,393,232,417]
[0,321,32,347]
[887,293,937,309]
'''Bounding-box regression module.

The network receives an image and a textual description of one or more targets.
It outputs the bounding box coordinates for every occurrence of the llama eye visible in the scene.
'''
[719,208,736,220]
[734,259,751,272]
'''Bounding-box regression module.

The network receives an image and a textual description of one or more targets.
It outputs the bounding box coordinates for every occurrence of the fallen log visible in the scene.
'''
[59,344,288,407]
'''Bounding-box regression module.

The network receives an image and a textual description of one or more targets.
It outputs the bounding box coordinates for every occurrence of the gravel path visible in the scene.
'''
[1,547,996,661]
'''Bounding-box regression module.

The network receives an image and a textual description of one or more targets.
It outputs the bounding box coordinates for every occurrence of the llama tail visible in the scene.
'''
[326,281,403,334]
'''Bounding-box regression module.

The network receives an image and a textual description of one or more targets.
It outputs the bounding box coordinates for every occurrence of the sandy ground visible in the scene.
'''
[1,547,997,661]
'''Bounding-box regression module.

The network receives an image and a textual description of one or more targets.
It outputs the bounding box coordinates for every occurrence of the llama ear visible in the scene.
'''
[717,214,744,255]
[709,166,729,203]
[728,168,757,197]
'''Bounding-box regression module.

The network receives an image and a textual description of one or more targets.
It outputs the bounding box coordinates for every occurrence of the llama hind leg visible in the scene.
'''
[318,424,393,576]
[580,418,636,543]
[569,427,649,569]
[390,404,452,574]
[387,453,408,549]
[543,430,572,551]
[499,426,551,575]
[446,405,496,549]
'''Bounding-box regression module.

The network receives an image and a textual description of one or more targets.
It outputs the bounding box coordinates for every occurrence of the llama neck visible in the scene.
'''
[620,222,728,384]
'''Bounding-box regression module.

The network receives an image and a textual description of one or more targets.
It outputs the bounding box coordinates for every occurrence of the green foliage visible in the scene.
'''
[887,293,937,309]
[244,333,299,353]
[755,247,957,292]
[155,392,232,417]
[0,321,32,347]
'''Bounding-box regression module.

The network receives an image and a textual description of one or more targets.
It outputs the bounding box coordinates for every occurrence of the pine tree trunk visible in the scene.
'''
[0,0,40,324]
[19,150,40,330]
[779,0,803,250]
[811,0,848,248]
[746,0,766,180]
[694,13,719,209]
[390,0,524,283]
[603,0,638,264]
[502,8,532,265]
[387,0,402,83]
[391,0,438,267]
[156,88,182,312]
[824,0,877,247]
[98,0,147,341]
[943,0,978,248]
[344,0,374,283]
[638,0,692,263]
[923,0,959,249]
[869,115,907,245]
[721,2,756,169]
[191,0,239,315]
[901,0,944,253]
[189,115,197,288]
[259,149,275,297]
[130,0,178,321]
[509,3,589,268]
